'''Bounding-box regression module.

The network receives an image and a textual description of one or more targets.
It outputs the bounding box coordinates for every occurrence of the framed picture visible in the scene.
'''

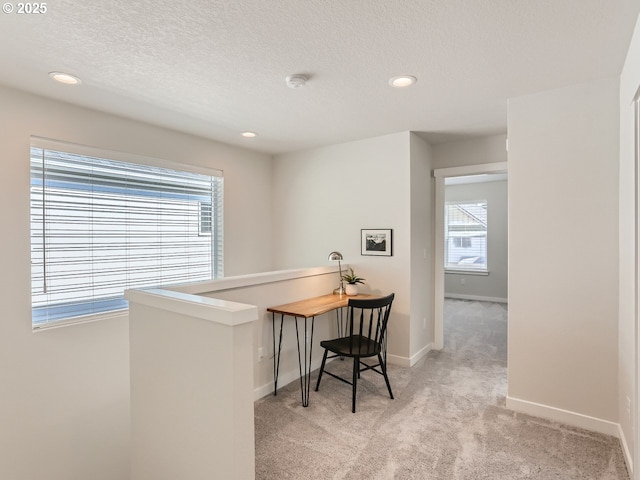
[361,229,393,256]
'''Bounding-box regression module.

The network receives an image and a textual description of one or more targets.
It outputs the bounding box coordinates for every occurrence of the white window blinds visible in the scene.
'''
[30,140,223,327]
[444,201,487,271]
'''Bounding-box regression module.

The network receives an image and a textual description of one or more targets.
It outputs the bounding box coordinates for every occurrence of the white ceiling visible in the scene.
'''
[0,0,638,155]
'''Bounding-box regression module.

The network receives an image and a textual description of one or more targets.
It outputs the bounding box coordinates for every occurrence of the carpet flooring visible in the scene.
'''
[254,299,629,479]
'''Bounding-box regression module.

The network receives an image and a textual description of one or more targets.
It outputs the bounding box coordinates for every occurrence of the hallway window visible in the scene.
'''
[445,201,487,272]
[29,139,223,328]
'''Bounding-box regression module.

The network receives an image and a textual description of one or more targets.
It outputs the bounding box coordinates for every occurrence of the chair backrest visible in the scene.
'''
[346,293,395,355]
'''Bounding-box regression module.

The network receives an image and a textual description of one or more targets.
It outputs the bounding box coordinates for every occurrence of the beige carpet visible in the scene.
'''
[254,299,629,479]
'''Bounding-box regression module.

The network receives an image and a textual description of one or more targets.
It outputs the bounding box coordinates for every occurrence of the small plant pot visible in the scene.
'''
[345,284,359,296]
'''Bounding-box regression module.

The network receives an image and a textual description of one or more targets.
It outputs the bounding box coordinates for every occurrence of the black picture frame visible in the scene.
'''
[361,229,392,256]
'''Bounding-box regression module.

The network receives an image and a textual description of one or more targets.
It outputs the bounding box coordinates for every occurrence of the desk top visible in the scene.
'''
[267,293,376,318]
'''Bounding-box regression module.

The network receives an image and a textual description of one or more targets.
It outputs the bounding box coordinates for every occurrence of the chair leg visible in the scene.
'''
[315,349,329,391]
[352,356,358,413]
[379,353,394,399]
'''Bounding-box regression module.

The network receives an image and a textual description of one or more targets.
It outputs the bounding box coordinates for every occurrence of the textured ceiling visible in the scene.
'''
[0,0,638,154]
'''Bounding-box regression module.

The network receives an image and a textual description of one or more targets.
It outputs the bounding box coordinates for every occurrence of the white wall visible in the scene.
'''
[0,86,273,480]
[618,11,640,473]
[507,77,620,432]
[432,134,507,170]
[272,132,432,364]
[410,133,434,359]
[444,180,508,301]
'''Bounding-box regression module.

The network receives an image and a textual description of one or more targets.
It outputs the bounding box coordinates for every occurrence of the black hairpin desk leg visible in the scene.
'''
[272,312,284,396]
[294,315,315,407]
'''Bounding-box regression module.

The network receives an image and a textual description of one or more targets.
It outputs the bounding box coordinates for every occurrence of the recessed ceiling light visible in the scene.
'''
[49,72,82,85]
[389,75,417,88]
[241,131,257,138]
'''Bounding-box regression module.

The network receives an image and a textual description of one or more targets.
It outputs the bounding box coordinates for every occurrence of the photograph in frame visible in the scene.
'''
[361,229,392,256]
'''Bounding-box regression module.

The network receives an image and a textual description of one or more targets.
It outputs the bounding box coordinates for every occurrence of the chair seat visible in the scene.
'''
[320,335,381,358]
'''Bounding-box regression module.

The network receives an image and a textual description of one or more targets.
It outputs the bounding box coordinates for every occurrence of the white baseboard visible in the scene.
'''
[385,354,409,367]
[508,396,634,475]
[506,395,619,437]
[387,342,433,368]
[253,356,327,401]
[254,344,431,400]
[254,383,275,401]
[618,423,634,476]
[445,293,508,303]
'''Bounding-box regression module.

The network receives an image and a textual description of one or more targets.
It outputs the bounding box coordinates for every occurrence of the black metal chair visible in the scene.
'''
[314,293,395,413]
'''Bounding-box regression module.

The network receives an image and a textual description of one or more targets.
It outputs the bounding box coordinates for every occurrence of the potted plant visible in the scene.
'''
[341,267,366,295]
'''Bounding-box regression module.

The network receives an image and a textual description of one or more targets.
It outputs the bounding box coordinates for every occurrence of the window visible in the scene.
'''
[445,201,487,271]
[30,139,223,328]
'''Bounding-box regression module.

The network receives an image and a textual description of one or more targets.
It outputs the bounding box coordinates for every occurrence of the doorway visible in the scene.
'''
[433,162,508,350]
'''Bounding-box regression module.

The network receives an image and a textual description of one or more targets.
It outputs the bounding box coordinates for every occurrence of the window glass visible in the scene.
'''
[444,201,487,271]
[30,142,223,328]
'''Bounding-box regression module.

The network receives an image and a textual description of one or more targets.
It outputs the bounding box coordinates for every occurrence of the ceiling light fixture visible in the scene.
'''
[49,71,82,85]
[285,74,308,89]
[389,75,417,88]
[241,131,257,138]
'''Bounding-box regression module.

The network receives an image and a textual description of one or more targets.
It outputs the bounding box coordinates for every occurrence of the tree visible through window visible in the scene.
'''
[444,201,487,271]
[30,141,223,328]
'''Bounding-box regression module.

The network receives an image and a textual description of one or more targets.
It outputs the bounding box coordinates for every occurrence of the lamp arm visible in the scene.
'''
[338,260,344,289]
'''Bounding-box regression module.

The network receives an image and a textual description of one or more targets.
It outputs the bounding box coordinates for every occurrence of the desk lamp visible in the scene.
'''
[328,251,345,295]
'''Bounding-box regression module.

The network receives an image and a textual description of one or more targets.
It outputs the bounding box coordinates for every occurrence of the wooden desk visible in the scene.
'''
[267,293,375,407]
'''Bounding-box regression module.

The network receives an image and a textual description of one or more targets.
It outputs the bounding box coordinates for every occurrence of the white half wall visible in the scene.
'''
[507,77,620,426]
[174,267,349,398]
[127,289,257,480]
[0,86,273,480]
